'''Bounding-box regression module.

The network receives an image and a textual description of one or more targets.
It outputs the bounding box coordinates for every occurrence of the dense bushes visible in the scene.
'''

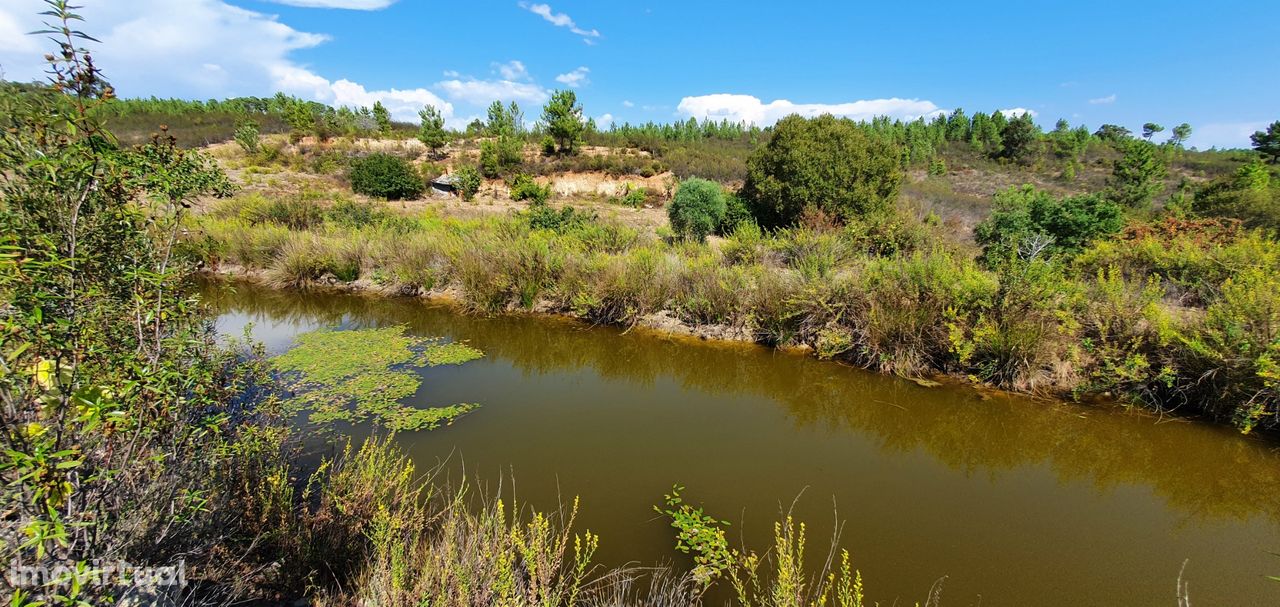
[668,178,727,241]
[742,114,903,228]
[975,185,1125,259]
[348,152,423,199]
[510,173,552,204]
[1193,159,1280,230]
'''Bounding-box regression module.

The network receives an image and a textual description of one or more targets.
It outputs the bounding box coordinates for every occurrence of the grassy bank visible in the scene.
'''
[187,190,1280,433]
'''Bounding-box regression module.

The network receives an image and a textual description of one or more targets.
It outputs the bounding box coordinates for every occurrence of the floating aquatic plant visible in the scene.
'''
[273,326,483,431]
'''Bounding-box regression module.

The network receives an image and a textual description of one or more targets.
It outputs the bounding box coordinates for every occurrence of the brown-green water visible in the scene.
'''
[207,280,1280,606]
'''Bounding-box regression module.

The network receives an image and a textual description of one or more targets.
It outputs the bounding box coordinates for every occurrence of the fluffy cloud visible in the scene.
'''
[436,77,548,106]
[518,2,600,43]
[595,113,614,126]
[0,0,330,97]
[555,67,590,88]
[1089,94,1117,105]
[265,0,398,8]
[0,0,473,125]
[999,107,1037,118]
[676,94,942,125]
[494,60,529,81]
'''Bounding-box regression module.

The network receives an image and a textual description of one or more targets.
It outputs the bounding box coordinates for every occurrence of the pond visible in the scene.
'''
[207,280,1280,606]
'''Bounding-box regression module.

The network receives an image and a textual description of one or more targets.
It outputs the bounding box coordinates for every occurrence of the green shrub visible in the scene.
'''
[622,185,648,208]
[742,114,902,228]
[774,228,848,281]
[327,198,415,231]
[858,251,998,375]
[975,185,1125,260]
[525,202,596,232]
[1172,266,1280,432]
[510,173,552,204]
[667,178,727,241]
[1108,139,1167,209]
[454,165,482,201]
[718,192,753,235]
[234,120,260,153]
[348,153,423,200]
[1192,159,1280,230]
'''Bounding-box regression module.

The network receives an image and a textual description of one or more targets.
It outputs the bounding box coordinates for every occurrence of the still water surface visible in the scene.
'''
[207,281,1280,606]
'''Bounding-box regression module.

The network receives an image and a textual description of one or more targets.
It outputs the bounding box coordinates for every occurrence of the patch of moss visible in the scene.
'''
[273,326,483,431]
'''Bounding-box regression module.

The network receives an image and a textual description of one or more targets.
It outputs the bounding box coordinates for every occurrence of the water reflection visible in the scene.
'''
[204,279,1280,527]
[204,279,1280,606]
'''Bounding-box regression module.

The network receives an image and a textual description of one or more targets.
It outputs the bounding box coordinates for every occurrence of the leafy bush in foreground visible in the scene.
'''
[348,152,423,200]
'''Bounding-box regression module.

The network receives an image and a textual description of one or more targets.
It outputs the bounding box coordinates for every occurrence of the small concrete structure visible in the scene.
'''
[430,174,461,197]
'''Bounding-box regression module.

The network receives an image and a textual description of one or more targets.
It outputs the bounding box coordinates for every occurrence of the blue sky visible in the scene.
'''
[1,0,1276,148]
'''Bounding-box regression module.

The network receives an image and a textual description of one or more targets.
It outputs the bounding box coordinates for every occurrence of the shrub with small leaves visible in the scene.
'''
[510,173,552,204]
[348,152,423,200]
[667,178,727,241]
[235,120,260,154]
[454,165,482,201]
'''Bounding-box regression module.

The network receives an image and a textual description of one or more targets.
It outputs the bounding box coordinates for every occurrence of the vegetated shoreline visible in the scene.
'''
[203,264,1130,419]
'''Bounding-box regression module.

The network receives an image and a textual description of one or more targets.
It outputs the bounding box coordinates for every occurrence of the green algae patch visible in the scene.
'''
[273,326,483,431]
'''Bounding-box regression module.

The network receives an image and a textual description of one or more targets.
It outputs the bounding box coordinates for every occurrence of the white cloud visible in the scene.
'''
[0,0,458,125]
[1088,94,1117,105]
[264,0,398,8]
[999,107,1037,118]
[518,2,600,43]
[622,100,635,108]
[555,66,590,88]
[595,113,614,126]
[676,94,942,126]
[436,77,548,106]
[1189,121,1267,150]
[494,60,529,81]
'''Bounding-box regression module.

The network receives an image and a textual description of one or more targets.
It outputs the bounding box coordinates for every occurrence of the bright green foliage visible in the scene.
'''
[1094,124,1132,142]
[416,104,448,157]
[621,185,648,208]
[996,112,1040,163]
[668,177,727,241]
[480,137,524,178]
[1253,121,1280,164]
[975,185,1125,258]
[283,96,316,141]
[719,192,753,235]
[510,173,552,204]
[487,100,523,137]
[1193,159,1280,230]
[454,165,482,201]
[541,89,586,155]
[1109,139,1167,209]
[1049,119,1090,160]
[654,485,733,586]
[372,101,392,135]
[654,486,866,606]
[480,101,526,177]
[235,120,260,153]
[272,327,482,431]
[742,114,902,227]
[0,6,254,602]
[349,152,423,200]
